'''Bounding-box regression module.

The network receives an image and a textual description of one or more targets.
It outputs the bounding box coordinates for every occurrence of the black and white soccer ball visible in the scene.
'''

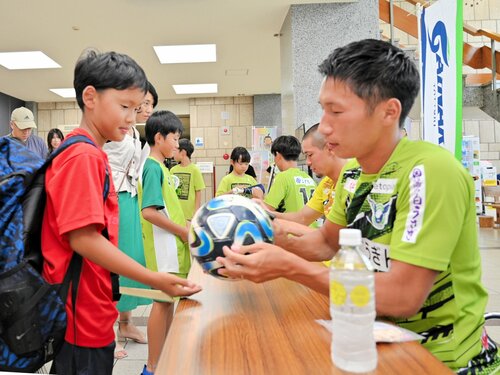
[189,194,274,279]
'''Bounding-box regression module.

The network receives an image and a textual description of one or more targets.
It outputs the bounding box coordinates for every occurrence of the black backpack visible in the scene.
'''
[0,135,109,372]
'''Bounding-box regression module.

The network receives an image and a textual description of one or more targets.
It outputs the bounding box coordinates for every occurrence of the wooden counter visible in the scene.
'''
[157,262,452,374]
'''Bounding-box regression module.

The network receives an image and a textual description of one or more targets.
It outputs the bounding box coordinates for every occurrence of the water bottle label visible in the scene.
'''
[331,281,371,307]
[351,285,371,307]
[330,281,347,306]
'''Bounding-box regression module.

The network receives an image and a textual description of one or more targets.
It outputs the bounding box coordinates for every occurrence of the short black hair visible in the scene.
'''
[145,110,183,146]
[302,123,325,149]
[147,81,159,108]
[74,49,148,111]
[230,146,251,163]
[47,128,65,153]
[271,135,301,161]
[178,138,194,158]
[318,39,420,128]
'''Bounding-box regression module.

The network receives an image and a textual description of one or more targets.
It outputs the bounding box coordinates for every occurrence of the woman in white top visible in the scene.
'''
[103,81,158,359]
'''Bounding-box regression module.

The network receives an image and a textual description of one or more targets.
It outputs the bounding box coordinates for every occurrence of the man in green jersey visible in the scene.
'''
[264,135,317,217]
[217,39,499,373]
[271,124,346,230]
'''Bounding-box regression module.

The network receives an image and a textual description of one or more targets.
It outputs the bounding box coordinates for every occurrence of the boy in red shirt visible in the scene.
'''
[41,49,201,375]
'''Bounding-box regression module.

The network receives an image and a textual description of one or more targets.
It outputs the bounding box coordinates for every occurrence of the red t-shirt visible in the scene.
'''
[41,128,119,347]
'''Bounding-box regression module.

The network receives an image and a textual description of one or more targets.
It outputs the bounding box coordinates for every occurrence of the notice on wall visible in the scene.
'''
[196,161,214,174]
[194,137,204,147]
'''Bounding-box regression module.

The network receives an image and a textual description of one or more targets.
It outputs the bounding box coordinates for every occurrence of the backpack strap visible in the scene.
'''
[51,135,118,303]
[48,135,109,197]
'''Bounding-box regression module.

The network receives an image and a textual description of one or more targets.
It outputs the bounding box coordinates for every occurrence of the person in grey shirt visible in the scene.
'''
[8,106,48,159]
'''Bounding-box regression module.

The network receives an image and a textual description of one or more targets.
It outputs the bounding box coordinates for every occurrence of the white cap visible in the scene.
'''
[339,228,362,246]
[11,106,37,129]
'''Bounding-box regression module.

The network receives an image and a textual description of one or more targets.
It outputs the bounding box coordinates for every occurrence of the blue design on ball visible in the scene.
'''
[189,195,274,279]
[190,226,213,257]
[233,221,263,245]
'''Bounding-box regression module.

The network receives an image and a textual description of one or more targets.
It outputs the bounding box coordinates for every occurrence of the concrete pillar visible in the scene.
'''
[253,94,282,131]
[280,1,379,134]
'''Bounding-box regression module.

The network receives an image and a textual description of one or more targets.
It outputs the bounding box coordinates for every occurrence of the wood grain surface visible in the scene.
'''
[156,262,452,375]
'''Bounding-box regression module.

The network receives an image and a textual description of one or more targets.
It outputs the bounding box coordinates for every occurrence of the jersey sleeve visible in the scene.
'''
[141,160,165,210]
[264,172,287,209]
[307,177,327,213]
[389,159,474,271]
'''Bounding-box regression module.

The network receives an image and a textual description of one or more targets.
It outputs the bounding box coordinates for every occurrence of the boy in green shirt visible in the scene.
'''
[264,135,316,215]
[141,111,191,375]
[171,138,206,220]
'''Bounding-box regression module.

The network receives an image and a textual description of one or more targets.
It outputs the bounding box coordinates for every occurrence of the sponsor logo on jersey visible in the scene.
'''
[294,176,315,186]
[344,178,357,193]
[367,195,396,230]
[371,178,397,194]
[403,165,426,243]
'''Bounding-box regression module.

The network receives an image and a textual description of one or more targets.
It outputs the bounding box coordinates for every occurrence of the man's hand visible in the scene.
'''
[216,243,291,282]
[216,242,330,295]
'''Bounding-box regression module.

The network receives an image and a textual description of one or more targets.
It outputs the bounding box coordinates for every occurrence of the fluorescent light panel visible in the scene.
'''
[154,44,216,64]
[173,84,218,94]
[0,51,60,70]
[50,88,76,98]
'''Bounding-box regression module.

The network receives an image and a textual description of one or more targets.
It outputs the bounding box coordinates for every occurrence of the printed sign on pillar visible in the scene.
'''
[418,0,463,160]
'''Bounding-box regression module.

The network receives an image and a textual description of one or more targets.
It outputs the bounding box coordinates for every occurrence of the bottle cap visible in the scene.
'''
[339,228,362,246]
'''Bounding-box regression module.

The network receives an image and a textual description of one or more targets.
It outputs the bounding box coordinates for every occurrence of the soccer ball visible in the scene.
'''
[189,194,274,279]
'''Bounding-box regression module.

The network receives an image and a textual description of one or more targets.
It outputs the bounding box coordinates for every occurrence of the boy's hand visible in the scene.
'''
[157,273,202,297]
[180,226,189,243]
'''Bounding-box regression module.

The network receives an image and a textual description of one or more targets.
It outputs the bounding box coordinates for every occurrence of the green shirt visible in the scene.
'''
[141,157,191,276]
[265,167,316,214]
[328,137,487,370]
[216,173,258,198]
[170,163,206,220]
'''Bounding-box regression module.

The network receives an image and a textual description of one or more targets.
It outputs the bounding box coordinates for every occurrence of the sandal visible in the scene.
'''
[117,320,147,344]
[140,365,154,375]
[114,342,128,359]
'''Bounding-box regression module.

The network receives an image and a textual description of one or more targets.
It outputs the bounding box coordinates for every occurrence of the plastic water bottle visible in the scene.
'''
[330,228,377,372]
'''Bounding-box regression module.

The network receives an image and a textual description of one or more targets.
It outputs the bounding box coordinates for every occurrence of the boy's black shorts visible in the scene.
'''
[50,340,115,375]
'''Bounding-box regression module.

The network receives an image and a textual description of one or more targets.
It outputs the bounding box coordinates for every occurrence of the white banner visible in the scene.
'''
[418,0,463,159]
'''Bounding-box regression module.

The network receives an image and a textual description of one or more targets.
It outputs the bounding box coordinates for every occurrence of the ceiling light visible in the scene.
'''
[50,88,76,98]
[154,44,216,64]
[172,84,218,94]
[0,51,61,70]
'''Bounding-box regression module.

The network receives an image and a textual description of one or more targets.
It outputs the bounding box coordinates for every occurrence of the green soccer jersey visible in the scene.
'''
[141,157,191,277]
[170,163,206,220]
[216,173,258,198]
[328,137,488,370]
[265,167,316,214]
